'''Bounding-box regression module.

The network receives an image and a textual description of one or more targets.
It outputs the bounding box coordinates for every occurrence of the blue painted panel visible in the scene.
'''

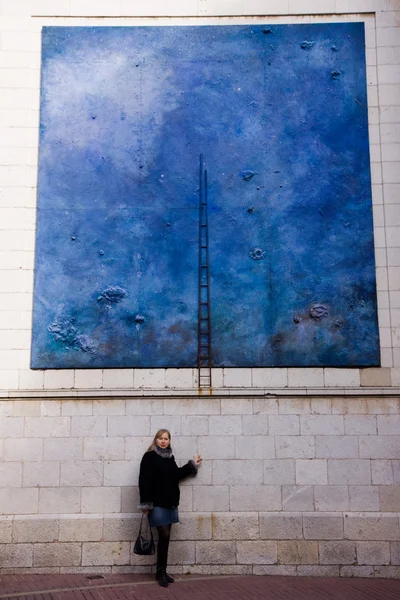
[31,23,379,368]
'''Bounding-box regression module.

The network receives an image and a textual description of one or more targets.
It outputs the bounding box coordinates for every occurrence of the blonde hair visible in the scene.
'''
[147,429,171,452]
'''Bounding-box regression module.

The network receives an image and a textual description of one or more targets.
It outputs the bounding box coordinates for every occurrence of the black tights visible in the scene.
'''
[156,525,171,572]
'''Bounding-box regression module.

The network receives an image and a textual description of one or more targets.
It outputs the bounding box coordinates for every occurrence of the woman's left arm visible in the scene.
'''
[177,454,202,480]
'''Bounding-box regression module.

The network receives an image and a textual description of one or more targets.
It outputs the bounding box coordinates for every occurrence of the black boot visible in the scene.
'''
[156,569,169,588]
[165,572,175,583]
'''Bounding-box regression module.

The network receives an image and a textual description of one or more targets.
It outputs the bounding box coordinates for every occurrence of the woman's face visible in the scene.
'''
[156,432,170,449]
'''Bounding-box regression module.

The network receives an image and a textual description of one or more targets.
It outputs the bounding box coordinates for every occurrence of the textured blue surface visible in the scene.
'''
[31,23,380,368]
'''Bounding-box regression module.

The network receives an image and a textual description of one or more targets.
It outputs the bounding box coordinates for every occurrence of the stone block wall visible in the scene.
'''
[0,396,399,576]
[1,0,400,577]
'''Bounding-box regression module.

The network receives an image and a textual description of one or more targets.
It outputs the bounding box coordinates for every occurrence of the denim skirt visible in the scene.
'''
[148,506,179,527]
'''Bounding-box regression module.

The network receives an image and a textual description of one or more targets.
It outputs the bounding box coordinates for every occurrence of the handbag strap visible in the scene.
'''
[139,513,153,539]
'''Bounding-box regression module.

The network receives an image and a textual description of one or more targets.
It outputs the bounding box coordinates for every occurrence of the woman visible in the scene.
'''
[138,429,202,587]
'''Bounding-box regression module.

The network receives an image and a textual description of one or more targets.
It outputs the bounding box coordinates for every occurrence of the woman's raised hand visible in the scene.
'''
[193,454,202,466]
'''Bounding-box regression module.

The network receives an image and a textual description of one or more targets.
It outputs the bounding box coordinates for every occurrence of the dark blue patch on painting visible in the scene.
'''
[31,23,380,368]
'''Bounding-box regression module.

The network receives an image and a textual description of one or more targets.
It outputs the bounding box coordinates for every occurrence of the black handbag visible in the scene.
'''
[134,514,155,555]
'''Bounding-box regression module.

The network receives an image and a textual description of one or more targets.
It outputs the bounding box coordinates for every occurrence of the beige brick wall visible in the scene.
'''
[0,0,400,576]
[0,396,399,575]
[0,0,399,396]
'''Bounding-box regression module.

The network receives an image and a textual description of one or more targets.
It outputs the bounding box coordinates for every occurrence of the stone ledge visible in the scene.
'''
[2,387,400,399]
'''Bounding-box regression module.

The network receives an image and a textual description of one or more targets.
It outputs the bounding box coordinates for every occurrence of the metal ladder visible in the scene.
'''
[198,154,212,389]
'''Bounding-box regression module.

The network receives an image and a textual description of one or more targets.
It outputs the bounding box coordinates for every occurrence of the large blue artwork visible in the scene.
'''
[31,23,380,369]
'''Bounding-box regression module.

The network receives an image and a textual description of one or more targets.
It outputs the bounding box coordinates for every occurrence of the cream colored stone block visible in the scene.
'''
[103,515,139,541]
[0,544,32,568]
[301,415,343,435]
[25,416,70,438]
[196,541,236,564]
[0,516,12,543]
[39,488,80,514]
[360,436,400,459]
[12,516,58,543]
[253,565,296,576]
[193,486,229,512]
[41,401,61,416]
[104,460,138,487]
[44,370,74,389]
[260,513,303,540]
[360,368,391,387]
[276,436,315,459]
[82,542,130,566]
[171,513,212,541]
[357,541,390,565]
[316,436,358,459]
[377,415,400,435]
[0,416,23,437]
[168,540,195,564]
[282,485,314,511]
[108,416,150,438]
[71,416,107,437]
[279,398,311,414]
[59,515,103,542]
[372,460,394,485]
[224,369,252,387]
[61,400,93,416]
[135,369,166,389]
[93,399,126,415]
[379,485,400,511]
[269,415,300,436]
[84,436,125,461]
[237,540,277,564]
[13,400,40,416]
[61,461,103,487]
[22,461,60,487]
[344,415,377,436]
[391,541,400,565]
[209,415,242,436]
[324,369,360,387]
[288,368,324,387]
[344,514,399,540]
[314,486,349,512]
[0,488,38,514]
[74,370,102,389]
[221,398,252,414]
[235,435,275,459]
[181,416,208,436]
[230,485,281,512]
[263,459,295,485]
[303,514,343,540]
[252,368,288,388]
[296,460,327,485]
[170,435,197,460]
[349,486,380,511]
[242,415,269,436]
[340,565,375,577]
[366,399,400,415]
[198,436,235,459]
[165,368,193,389]
[253,398,279,414]
[43,438,83,461]
[277,541,318,565]
[328,459,371,485]
[81,487,121,513]
[103,369,134,389]
[0,462,22,487]
[164,398,218,415]
[297,565,340,577]
[150,415,181,436]
[319,541,356,565]
[211,512,259,540]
